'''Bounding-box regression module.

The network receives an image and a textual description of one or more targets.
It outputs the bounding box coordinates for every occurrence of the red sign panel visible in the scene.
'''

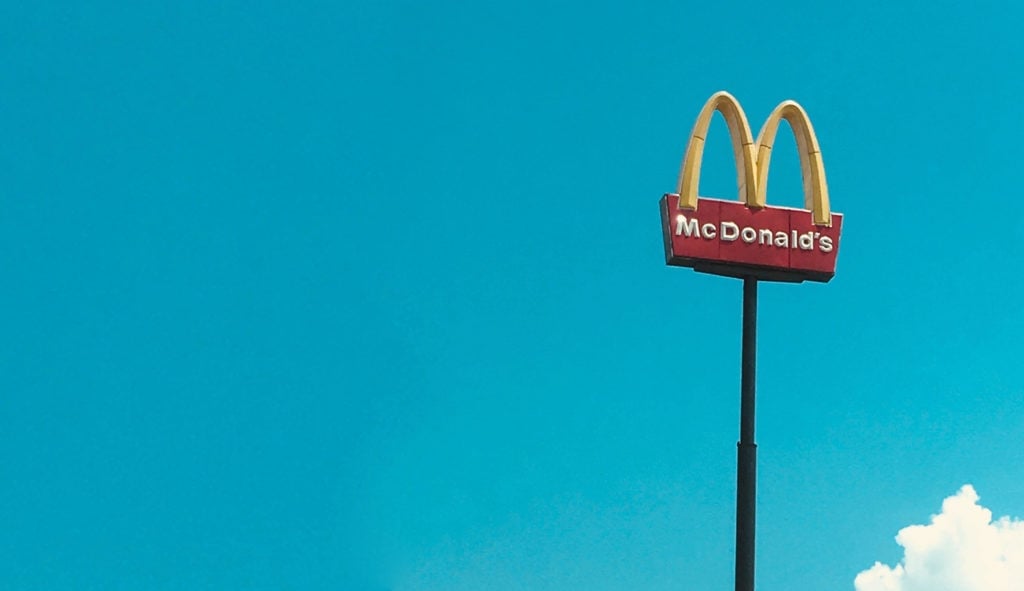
[660,194,843,283]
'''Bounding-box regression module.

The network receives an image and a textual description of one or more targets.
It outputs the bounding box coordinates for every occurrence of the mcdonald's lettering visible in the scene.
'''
[660,91,843,283]
[674,215,835,252]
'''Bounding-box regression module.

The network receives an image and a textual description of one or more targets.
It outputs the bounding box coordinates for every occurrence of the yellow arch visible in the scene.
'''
[754,100,831,226]
[676,91,758,211]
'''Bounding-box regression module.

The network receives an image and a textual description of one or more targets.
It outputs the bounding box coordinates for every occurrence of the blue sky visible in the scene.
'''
[2,1,1023,590]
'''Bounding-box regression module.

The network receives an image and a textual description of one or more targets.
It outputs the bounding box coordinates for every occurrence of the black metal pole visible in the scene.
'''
[735,277,757,591]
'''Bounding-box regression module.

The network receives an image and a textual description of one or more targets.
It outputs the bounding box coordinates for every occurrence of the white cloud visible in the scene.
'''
[855,485,1024,591]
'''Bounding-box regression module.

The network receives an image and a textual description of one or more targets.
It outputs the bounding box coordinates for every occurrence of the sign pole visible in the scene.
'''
[735,277,757,591]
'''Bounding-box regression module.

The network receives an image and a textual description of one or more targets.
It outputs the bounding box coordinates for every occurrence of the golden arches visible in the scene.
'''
[676,91,758,211]
[676,93,832,226]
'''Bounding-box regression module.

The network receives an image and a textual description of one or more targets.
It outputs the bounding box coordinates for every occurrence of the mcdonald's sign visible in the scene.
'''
[660,92,843,282]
